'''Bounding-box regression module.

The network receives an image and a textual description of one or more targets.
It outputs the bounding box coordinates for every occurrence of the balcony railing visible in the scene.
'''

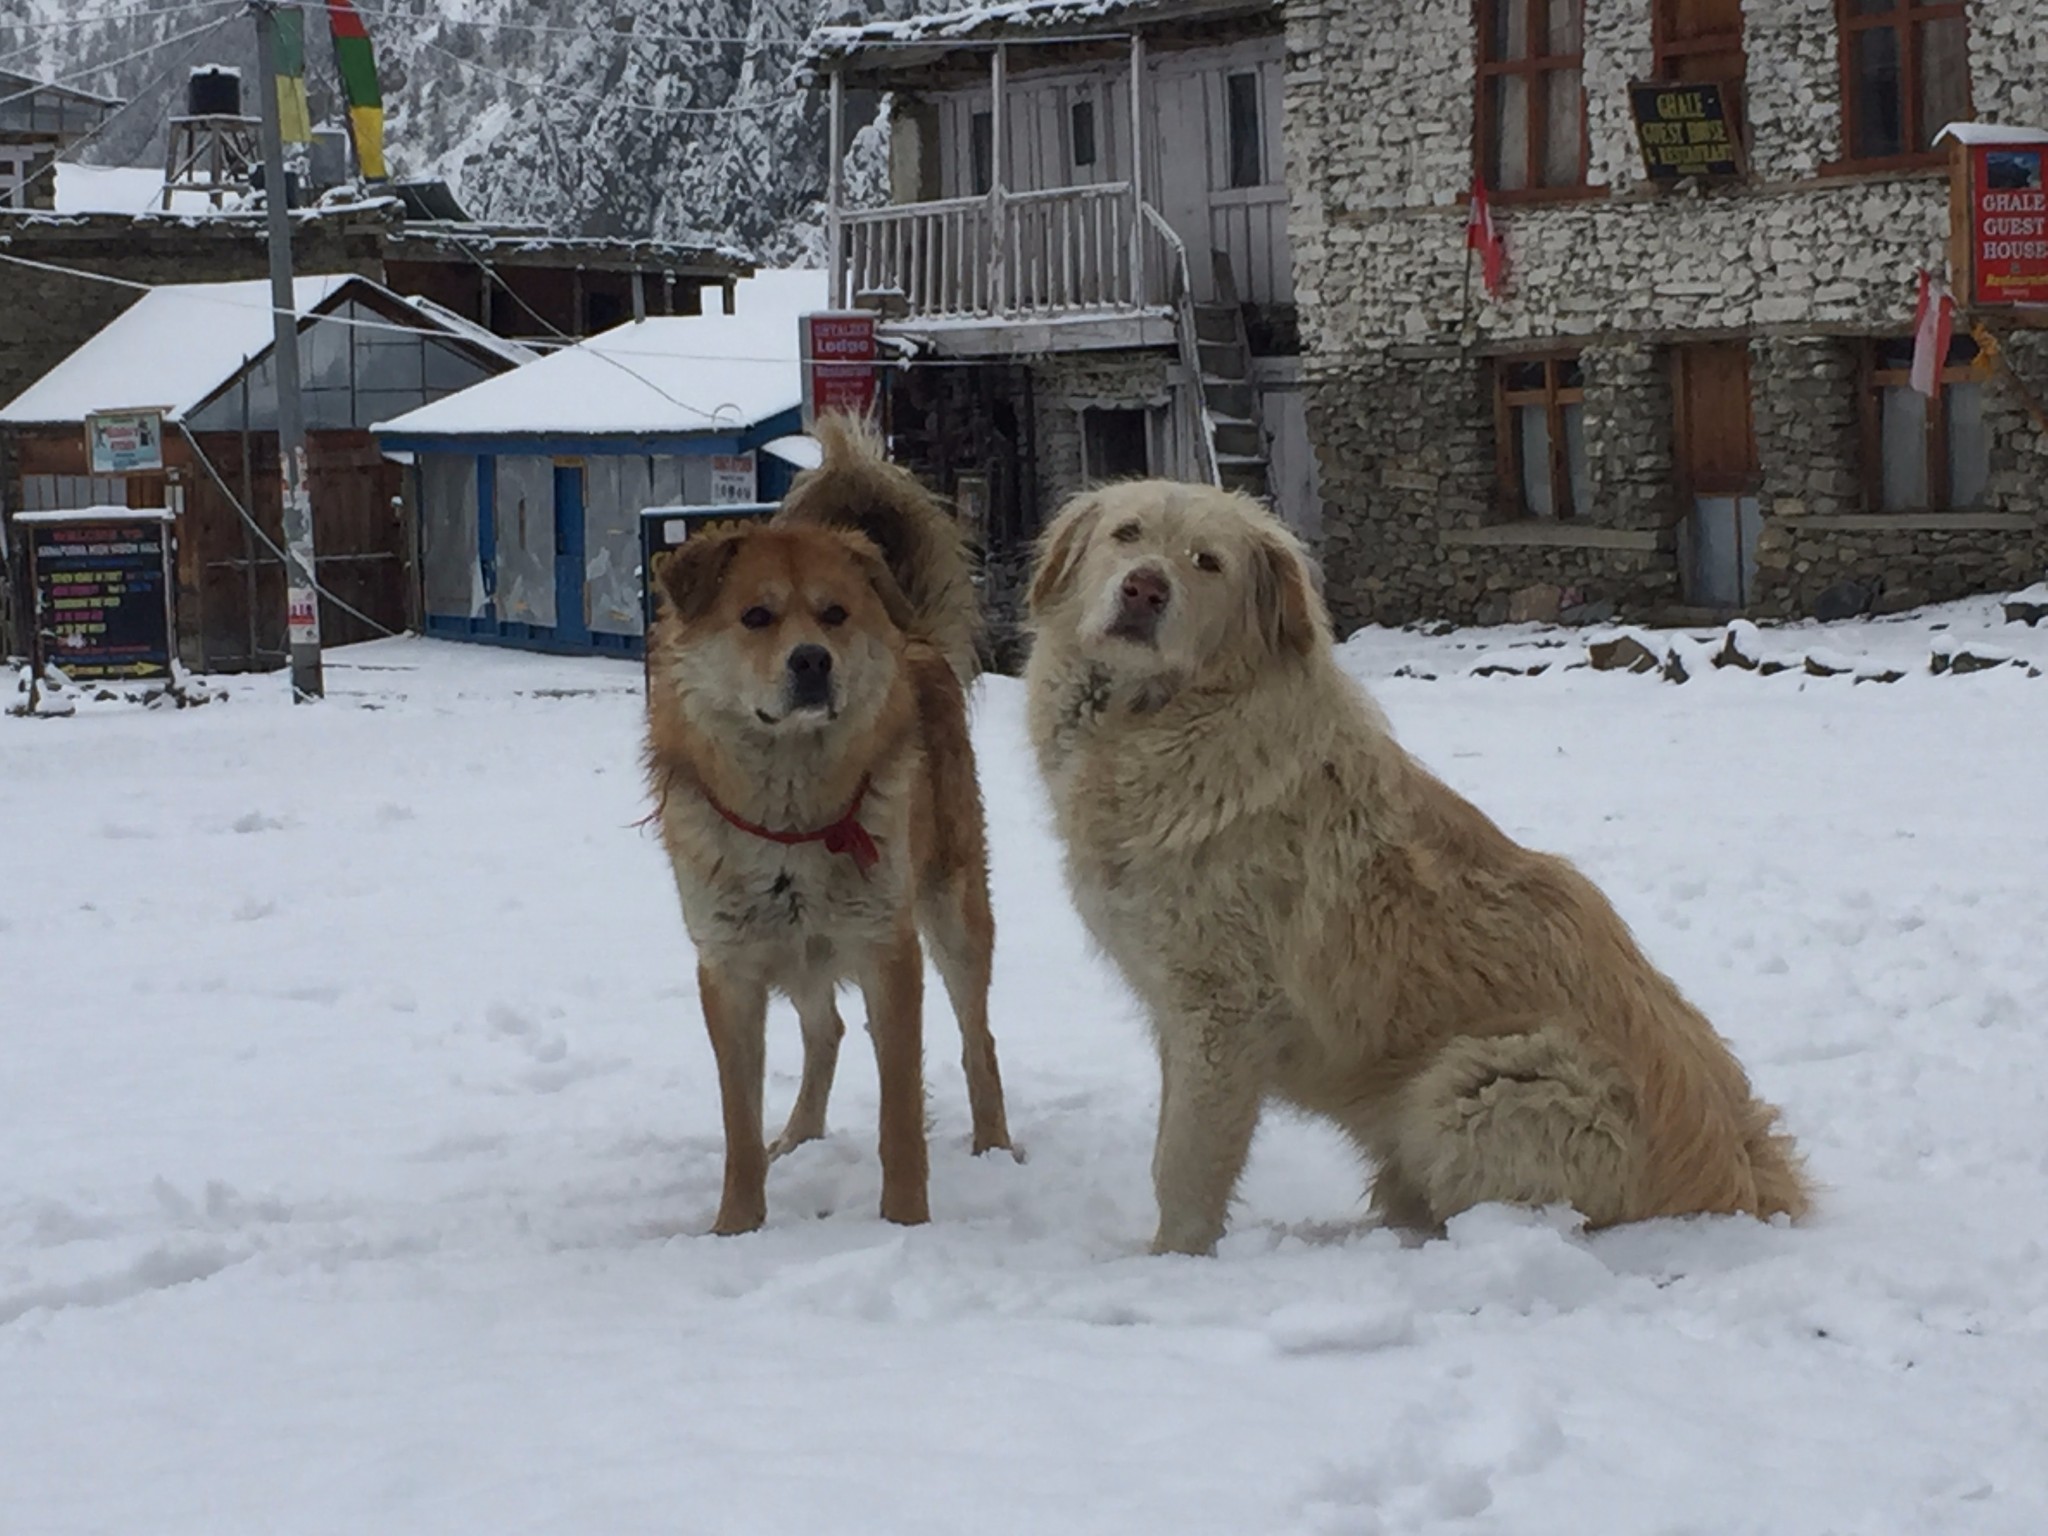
[837,182,1181,322]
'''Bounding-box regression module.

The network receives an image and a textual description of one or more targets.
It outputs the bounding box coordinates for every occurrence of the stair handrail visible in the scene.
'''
[1140,202,1221,487]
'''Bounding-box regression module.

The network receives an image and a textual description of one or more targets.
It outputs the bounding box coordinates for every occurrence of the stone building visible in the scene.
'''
[1286,0,2048,628]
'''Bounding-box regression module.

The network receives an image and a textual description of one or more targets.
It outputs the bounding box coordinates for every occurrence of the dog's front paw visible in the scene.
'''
[1149,1220,1222,1257]
[711,1202,766,1236]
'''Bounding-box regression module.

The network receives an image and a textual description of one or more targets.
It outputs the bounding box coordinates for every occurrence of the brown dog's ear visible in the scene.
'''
[656,531,744,622]
[1253,527,1327,658]
[838,533,920,634]
[1028,495,1102,615]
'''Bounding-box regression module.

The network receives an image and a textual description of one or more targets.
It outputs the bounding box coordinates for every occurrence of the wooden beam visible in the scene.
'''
[1129,33,1146,306]
[828,69,846,307]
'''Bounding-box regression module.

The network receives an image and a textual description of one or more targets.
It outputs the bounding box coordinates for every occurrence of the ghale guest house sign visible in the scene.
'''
[1629,81,1745,182]
[1944,129,2048,311]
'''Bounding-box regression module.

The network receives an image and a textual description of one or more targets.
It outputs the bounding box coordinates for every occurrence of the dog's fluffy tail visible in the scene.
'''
[775,412,979,686]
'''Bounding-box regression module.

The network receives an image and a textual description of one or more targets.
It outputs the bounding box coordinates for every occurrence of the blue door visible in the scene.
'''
[553,464,589,649]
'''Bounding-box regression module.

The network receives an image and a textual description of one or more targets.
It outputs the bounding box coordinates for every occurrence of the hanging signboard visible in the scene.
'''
[85,409,166,474]
[800,311,878,428]
[1965,142,2048,308]
[20,507,177,681]
[1629,82,1744,181]
[709,453,758,504]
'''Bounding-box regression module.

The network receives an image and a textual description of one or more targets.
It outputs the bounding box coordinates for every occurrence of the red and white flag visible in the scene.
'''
[1909,269,1954,398]
[1466,176,1507,297]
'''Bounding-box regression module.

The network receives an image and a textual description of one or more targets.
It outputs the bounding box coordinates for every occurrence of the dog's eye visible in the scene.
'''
[1112,520,1142,543]
[1193,551,1223,574]
[739,606,774,630]
[819,604,848,628]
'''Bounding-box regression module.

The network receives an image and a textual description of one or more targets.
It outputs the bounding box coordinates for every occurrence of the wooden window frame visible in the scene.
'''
[1859,337,1982,512]
[1494,353,1585,520]
[1651,0,1748,144]
[1475,0,1594,203]
[1831,0,1971,174]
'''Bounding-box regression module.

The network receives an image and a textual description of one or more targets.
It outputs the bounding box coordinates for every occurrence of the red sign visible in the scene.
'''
[1969,143,2048,307]
[801,311,878,427]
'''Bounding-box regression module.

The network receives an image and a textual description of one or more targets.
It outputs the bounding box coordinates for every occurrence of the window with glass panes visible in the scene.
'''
[1495,356,1591,519]
[1477,0,1588,194]
[1835,0,1970,166]
[1861,336,1990,512]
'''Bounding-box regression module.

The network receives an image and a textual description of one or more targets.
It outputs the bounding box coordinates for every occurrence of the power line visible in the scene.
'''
[0,12,241,112]
[0,245,1007,374]
[0,0,239,39]
[8,13,238,202]
[174,419,401,640]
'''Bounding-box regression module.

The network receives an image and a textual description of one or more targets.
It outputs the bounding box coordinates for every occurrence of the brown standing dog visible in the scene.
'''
[644,416,1010,1234]
[1024,480,1808,1255]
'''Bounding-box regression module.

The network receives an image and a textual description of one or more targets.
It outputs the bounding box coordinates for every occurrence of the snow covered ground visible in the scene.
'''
[4,620,2046,1535]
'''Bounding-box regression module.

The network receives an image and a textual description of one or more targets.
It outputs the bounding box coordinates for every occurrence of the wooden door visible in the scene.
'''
[1672,341,1762,608]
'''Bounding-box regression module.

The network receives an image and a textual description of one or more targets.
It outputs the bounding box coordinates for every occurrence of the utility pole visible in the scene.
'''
[251,0,322,700]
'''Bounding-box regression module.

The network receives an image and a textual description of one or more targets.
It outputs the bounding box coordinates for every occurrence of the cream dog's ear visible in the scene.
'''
[1028,494,1103,616]
[1252,524,1327,658]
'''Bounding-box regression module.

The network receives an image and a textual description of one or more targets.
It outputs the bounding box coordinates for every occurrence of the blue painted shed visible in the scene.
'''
[374,270,828,656]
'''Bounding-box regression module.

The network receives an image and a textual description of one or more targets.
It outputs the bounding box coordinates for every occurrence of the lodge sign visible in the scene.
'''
[1629,82,1744,181]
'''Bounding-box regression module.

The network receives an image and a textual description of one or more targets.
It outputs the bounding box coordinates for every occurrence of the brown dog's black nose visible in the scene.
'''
[787,643,833,706]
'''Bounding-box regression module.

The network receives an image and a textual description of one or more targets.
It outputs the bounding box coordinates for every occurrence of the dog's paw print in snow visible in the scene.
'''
[483,1001,622,1093]
[1300,1392,1566,1534]
[1267,1298,1417,1356]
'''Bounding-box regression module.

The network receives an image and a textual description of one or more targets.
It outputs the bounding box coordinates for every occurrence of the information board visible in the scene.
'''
[1968,143,2048,308]
[23,510,176,680]
[638,503,778,635]
[85,409,166,474]
[1629,82,1744,181]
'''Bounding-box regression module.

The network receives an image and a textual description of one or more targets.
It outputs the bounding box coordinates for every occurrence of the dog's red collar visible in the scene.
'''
[704,777,880,876]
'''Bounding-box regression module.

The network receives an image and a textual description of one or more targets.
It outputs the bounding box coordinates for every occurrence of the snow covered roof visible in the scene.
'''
[53,164,220,217]
[0,275,524,426]
[808,0,1276,76]
[373,269,829,441]
[1934,122,2048,147]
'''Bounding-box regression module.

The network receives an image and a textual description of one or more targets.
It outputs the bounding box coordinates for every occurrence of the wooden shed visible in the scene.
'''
[374,270,826,658]
[2,274,530,671]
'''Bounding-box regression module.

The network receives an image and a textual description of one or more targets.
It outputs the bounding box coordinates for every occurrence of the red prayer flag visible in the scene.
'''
[1909,269,1954,399]
[1466,177,1507,297]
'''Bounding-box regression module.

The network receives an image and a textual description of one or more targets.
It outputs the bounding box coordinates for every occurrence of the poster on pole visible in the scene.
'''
[800,311,878,428]
[85,409,166,474]
[20,507,177,680]
[710,454,758,504]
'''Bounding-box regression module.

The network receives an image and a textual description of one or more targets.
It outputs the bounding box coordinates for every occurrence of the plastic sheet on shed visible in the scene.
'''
[493,455,556,627]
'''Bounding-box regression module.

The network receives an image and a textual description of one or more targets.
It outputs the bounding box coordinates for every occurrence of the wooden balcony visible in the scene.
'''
[834,183,1184,353]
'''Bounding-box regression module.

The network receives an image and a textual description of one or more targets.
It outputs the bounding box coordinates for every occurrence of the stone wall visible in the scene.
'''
[1286,0,2048,629]
[1028,350,1175,518]
[1310,343,1682,629]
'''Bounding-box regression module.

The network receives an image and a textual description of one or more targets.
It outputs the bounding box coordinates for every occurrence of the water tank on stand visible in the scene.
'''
[184,65,243,119]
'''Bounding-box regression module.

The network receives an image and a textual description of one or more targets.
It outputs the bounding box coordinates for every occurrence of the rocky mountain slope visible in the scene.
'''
[1,0,899,260]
